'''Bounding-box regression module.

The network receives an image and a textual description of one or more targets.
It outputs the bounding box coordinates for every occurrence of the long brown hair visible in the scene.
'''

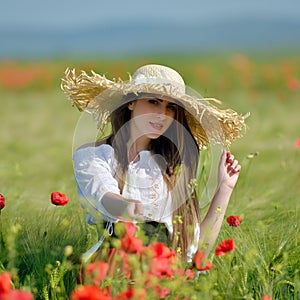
[107,94,200,258]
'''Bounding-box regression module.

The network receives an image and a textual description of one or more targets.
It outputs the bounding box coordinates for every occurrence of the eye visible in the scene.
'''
[148,99,159,105]
[167,104,177,111]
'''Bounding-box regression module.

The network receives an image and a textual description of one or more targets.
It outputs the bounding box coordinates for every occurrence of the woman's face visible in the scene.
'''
[128,97,177,140]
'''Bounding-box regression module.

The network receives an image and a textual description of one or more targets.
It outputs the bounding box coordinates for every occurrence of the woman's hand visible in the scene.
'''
[218,150,241,190]
[125,199,144,221]
[102,193,144,221]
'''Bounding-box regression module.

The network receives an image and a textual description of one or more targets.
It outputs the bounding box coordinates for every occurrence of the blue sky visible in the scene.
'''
[1,0,300,58]
[2,0,300,29]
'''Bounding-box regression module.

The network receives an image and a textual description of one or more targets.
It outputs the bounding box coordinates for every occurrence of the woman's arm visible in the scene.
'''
[102,192,144,221]
[199,150,241,257]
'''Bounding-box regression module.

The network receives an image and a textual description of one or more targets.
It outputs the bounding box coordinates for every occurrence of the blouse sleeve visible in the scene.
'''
[73,144,120,222]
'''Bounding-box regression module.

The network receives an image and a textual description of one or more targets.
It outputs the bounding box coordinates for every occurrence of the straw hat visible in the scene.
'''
[61,64,248,149]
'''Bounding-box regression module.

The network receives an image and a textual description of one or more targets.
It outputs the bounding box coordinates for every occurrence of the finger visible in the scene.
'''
[126,202,136,218]
[134,209,145,221]
[220,150,227,166]
[234,164,241,173]
[135,203,144,215]
[134,214,145,222]
[226,153,234,163]
[228,164,241,175]
[230,159,239,170]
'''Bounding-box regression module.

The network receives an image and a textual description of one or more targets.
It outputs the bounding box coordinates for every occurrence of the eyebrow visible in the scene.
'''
[153,98,176,105]
[142,96,178,107]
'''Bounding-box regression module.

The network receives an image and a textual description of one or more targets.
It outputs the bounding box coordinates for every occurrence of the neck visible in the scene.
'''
[127,136,150,162]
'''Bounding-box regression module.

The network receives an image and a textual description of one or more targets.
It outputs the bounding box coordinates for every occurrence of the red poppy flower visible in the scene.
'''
[8,290,34,300]
[121,234,143,253]
[287,77,299,91]
[262,295,272,300]
[295,139,300,149]
[215,239,235,256]
[124,222,136,237]
[0,272,12,294]
[70,285,112,300]
[184,268,195,280]
[147,242,175,258]
[154,285,170,299]
[226,215,243,227]
[117,250,131,278]
[149,257,174,278]
[192,250,213,271]
[0,194,5,210]
[51,192,69,206]
[86,261,109,285]
[0,272,34,300]
[115,288,146,300]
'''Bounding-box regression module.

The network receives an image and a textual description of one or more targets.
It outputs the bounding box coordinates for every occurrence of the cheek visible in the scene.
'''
[166,118,174,128]
[169,111,176,119]
[166,110,175,121]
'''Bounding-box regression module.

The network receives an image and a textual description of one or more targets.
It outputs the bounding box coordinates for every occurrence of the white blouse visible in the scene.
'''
[73,144,200,261]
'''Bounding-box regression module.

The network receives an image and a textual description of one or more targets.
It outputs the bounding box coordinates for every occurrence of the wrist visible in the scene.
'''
[218,181,234,192]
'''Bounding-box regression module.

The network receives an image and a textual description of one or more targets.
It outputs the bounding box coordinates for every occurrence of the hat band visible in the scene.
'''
[131,75,186,96]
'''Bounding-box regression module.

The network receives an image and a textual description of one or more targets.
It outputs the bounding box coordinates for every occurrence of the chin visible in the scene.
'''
[146,132,162,139]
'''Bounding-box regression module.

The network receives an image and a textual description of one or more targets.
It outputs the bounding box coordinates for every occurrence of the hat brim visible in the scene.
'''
[61,68,247,149]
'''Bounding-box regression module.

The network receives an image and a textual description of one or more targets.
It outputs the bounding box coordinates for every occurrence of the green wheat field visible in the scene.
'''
[0,53,299,299]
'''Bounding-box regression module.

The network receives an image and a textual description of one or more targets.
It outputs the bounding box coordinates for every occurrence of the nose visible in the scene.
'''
[157,104,168,116]
[156,106,167,120]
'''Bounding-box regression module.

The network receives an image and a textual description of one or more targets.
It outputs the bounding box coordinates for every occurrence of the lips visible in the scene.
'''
[149,122,163,131]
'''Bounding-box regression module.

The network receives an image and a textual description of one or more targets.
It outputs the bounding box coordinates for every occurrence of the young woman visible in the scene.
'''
[61,64,246,262]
